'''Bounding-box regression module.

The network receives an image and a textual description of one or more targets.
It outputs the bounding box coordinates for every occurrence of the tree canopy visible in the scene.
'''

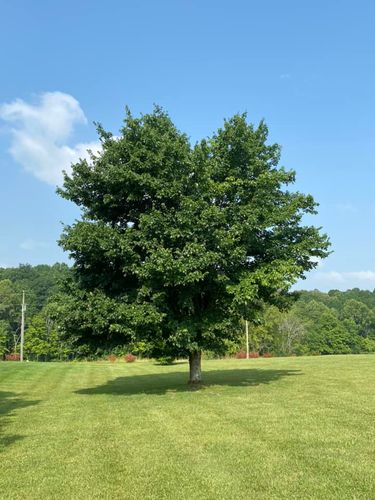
[57,107,330,382]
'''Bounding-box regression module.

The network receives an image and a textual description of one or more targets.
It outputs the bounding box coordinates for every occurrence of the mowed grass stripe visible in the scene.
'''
[1,356,375,499]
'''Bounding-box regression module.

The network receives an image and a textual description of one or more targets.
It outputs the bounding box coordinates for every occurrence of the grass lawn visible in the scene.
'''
[1,355,375,499]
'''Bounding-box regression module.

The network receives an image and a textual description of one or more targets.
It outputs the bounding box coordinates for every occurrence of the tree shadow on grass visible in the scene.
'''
[0,391,41,452]
[75,368,302,397]
[153,360,188,366]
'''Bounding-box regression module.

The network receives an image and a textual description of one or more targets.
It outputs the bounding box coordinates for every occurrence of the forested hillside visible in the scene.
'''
[1,264,375,360]
[0,264,70,359]
[245,290,375,357]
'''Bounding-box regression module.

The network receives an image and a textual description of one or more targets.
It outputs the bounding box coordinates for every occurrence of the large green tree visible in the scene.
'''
[58,107,329,383]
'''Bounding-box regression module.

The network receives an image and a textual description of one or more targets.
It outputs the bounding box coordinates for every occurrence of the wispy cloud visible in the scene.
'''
[280,73,291,80]
[20,239,50,251]
[0,91,101,185]
[296,270,375,291]
[344,271,375,281]
[335,203,358,214]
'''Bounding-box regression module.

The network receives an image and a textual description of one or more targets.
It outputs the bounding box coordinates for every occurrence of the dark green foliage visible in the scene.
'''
[0,279,22,356]
[0,279,20,332]
[0,320,10,357]
[56,106,329,377]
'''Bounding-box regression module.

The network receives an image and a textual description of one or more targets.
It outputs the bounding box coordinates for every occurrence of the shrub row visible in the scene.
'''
[4,353,20,361]
[107,353,137,363]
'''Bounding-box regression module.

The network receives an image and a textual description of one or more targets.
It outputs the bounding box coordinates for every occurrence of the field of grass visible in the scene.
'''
[1,355,374,499]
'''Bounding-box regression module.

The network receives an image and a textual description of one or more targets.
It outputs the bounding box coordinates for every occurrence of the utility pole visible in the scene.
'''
[244,300,249,359]
[20,291,26,362]
[245,319,249,359]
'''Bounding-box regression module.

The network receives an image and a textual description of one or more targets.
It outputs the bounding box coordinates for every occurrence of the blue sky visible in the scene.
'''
[1,0,375,291]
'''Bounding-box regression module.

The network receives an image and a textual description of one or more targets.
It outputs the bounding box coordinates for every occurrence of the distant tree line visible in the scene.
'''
[239,289,375,357]
[0,264,72,360]
[1,264,375,360]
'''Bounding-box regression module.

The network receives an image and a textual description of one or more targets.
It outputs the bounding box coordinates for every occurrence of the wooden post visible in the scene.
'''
[245,319,249,359]
[20,291,25,362]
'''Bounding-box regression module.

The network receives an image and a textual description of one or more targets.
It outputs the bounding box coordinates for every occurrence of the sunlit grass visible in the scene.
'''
[1,355,374,499]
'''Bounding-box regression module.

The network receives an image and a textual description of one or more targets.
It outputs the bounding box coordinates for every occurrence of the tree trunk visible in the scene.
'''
[188,351,202,384]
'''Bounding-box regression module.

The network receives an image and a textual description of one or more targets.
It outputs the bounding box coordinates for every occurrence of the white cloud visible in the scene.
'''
[20,239,50,251]
[296,270,375,291]
[0,91,101,185]
[335,203,358,214]
[346,271,375,281]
